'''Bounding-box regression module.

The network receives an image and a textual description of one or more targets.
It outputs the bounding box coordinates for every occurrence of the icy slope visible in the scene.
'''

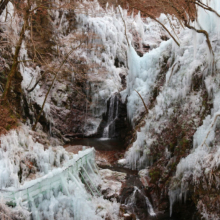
[0,126,72,188]
[0,126,120,220]
[118,0,220,218]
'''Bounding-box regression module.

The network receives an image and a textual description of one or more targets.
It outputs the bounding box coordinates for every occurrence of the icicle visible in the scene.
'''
[193,30,197,60]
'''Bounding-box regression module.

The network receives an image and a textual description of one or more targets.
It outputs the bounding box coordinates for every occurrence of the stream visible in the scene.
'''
[65,138,180,220]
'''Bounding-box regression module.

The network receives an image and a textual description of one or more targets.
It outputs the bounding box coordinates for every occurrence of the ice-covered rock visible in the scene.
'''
[138,169,150,189]
[99,169,126,200]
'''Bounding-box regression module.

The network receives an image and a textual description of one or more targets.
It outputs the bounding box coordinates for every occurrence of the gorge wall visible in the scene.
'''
[1,0,220,219]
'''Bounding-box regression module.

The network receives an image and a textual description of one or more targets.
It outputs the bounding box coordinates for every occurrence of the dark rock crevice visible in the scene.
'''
[96,93,132,141]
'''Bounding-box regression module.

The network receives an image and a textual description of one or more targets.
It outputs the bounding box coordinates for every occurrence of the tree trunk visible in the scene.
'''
[0,0,10,15]
[1,10,29,102]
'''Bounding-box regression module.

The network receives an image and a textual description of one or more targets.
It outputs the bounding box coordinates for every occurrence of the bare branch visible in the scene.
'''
[32,43,82,131]
[0,0,9,16]
[118,6,130,46]
[184,22,214,55]
[201,114,220,148]
[135,90,148,114]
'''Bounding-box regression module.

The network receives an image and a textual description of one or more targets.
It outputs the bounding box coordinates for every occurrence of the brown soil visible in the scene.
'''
[96,149,125,164]
[64,145,86,154]
[0,105,18,136]
[64,144,125,165]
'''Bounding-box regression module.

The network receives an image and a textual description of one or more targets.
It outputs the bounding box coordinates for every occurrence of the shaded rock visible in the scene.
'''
[97,93,132,140]
[119,72,126,89]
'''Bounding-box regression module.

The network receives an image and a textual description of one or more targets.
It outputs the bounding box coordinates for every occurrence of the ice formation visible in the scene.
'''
[0,2,159,219]
[0,127,120,219]
[2,0,220,218]
[75,1,172,134]
[110,0,220,217]
[0,126,72,188]
[168,1,220,216]
[122,0,220,165]
[0,0,173,136]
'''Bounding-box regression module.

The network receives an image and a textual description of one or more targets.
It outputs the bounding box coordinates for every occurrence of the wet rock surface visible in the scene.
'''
[64,136,200,220]
[97,93,132,140]
[99,169,126,200]
[120,171,155,220]
[138,169,150,189]
[64,140,157,219]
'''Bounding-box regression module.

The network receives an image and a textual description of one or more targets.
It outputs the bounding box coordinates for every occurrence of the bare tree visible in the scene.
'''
[0,0,75,102]
[1,1,30,102]
[104,0,219,53]
[32,42,82,131]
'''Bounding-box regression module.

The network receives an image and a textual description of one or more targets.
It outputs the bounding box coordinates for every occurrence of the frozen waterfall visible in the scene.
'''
[103,95,119,138]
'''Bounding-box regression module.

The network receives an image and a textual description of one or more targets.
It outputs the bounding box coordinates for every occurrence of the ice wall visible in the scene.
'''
[0,0,174,137]
[119,0,220,174]
[122,0,220,166]
[123,40,172,122]
[75,3,126,135]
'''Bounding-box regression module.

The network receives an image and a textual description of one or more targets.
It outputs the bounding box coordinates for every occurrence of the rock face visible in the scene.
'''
[99,166,156,219]
[50,79,87,138]
[22,74,88,142]
[120,171,156,220]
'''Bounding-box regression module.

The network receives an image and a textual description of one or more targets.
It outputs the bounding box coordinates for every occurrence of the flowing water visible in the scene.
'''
[103,95,119,138]
[67,138,182,220]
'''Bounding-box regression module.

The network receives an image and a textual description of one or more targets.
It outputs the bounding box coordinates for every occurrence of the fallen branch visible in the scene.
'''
[201,114,220,148]
[135,90,148,114]
[167,62,178,85]
[184,22,214,55]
